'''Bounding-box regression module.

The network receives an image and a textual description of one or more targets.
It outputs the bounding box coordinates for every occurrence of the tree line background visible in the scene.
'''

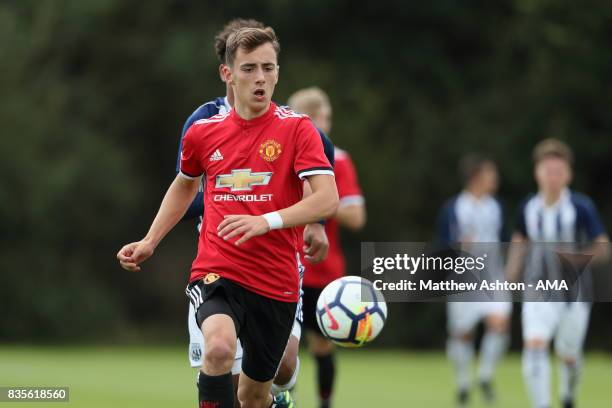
[1,0,611,350]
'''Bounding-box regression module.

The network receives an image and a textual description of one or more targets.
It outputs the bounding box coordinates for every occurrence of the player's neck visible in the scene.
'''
[540,189,564,207]
[233,101,271,121]
[465,185,487,200]
[226,84,234,107]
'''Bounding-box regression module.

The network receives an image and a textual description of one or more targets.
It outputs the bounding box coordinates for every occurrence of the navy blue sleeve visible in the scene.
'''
[176,102,218,221]
[317,129,335,168]
[176,103,218,172]
[573,193,607,240]
[312,129,335,225]
[436,198,457,244]
[182,192,204,220]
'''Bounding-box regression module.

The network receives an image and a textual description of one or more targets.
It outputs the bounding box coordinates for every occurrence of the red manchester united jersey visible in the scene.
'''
[179,103,333,302]
[302,148,364,288]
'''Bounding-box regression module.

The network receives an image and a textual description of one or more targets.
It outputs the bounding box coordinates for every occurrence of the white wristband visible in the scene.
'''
[262,211,283,230]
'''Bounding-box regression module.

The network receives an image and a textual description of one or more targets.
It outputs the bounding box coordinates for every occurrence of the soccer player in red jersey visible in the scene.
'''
[288,87,366,408]
[118,28,338,408]
[180,19,334,406]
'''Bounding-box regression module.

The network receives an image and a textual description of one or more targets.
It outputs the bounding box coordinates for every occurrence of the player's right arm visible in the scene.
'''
[176,103,218,221]
[119,124,205,271]
[117,174,201,272]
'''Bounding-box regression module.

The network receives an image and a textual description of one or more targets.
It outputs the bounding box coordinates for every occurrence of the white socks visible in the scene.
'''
[447,338,474,391]
[478,331,509,382]
[559,358,582,403]
[523,348,551,408]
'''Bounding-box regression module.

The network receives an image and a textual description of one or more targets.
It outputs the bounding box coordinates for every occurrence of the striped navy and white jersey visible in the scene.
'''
[516,188,606,243]
[515,189,607,297]
[175,97,335,222]
[437,191,504,243]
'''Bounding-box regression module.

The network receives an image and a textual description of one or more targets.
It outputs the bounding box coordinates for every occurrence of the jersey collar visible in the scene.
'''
[230,102,276,127]
[537,187,571,210]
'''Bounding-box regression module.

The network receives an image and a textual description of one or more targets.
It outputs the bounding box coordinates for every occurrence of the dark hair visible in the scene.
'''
[225,27,280,67]
[214,19,266,63]
[459,153,495,184]
[533,138,573,165]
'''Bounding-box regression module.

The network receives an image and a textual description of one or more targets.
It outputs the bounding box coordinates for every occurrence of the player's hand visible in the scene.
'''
[217,215,270,246]
[303,223,329,264]
[117,239,155,272]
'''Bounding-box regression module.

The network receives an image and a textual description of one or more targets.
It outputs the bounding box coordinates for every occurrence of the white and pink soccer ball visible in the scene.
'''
[316,276,388,347]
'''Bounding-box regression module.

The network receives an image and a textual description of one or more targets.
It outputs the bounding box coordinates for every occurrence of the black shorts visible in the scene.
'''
[302,285,324,335]
[186,276,297,382]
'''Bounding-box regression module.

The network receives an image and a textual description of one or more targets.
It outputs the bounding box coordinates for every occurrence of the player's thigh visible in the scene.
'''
[554,302,591,361]
[195,279,245,370]
[283,331,300,364]
[277,308,302,374]
[447,302,482,338]
[522,302,562,347]
[239,288,297,383]
[188,299,244,374]
[276,334,300,383]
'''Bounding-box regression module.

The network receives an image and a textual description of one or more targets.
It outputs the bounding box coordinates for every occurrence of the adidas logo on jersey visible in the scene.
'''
[209,149,224,161]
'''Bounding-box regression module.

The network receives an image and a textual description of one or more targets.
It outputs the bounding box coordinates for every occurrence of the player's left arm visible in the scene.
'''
[217,174,338,246]
[578,196,610,263]
[277,173,339,226]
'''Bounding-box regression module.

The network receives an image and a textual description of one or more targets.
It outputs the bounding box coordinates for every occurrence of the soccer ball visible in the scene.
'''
[316,276,387,347]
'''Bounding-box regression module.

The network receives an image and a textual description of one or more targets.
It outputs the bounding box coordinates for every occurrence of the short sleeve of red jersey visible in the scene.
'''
[335,150,365,207]
[179,125,204,179]
[294,118,334,180]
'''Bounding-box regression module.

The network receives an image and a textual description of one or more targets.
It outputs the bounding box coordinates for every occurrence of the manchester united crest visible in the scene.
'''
[203,273,220,284]
[259,139,282,162]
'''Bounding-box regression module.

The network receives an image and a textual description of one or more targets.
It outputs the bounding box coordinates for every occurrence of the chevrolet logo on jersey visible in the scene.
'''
[215,169,273,192]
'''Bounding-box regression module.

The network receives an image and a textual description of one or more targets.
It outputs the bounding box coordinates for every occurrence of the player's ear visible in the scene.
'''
[218,64,225,82]
[221,64,233,85]
[274,64,280,85]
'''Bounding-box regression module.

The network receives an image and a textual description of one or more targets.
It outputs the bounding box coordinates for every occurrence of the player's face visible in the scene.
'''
[535,157,572,193]
[226,43,278,114]
[477,162,499,194]
[311,104,332,134]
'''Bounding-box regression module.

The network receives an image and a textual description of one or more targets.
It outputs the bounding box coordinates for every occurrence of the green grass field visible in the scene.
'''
[0,345,610,407]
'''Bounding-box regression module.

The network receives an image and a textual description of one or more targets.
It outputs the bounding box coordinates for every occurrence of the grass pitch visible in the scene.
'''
[0,345,609,407]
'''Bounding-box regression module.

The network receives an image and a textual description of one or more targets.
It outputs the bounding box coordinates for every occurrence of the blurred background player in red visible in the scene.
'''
[288,87,366,408]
